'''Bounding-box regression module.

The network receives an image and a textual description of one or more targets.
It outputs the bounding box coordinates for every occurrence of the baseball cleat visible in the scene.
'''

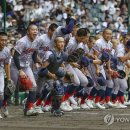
[80,103,90,109]
[0,114,3,119]
[124,100,130,106]
[71,104,80,110]
[42,105,51,112]
[51,109,64,117]
[2,107,9,117]
[34,105,44,114]
[25,107,38,116]
[95,102,106,110]
[86,99,94,108]
[115,102,127,109]
[69,96,78,105]
[60,101,73,111]
[105,101,117,108]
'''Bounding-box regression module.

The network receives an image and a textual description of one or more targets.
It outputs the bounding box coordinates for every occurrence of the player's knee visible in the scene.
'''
[107,80,114,88]
[120,85,128,93]
[81,78,88,87]
[73,79,80,86]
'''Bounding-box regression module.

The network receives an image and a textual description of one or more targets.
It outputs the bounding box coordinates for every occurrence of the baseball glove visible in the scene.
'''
[5,80,15,97]
[100,52,110,63]
[75,48,85,56]
[80,56,90,67]
[19,76,33,90]
[67,48,85,63]
[67,54,79,62]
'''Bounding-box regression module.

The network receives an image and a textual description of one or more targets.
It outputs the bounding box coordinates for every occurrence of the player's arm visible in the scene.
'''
[36,55,42,65]
[61,17,76,35]
[126,61,130,68]
[4,50,12,80]
[41,53,57,79]
[91,55,101,76]
[13,50,27,78]
[85,53,95,59]
[32,51,38,63]
[4,63,11,80]
[118,51,130,62]
[32,51,41,69]
[13,40,27,78]
[92,43,101,57]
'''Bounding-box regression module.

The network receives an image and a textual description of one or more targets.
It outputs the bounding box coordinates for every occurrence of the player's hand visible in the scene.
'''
[50,74,57,80]
[19,70,27,78]
[71,16,76,20]
[71,63,80,68]
[96,69,100,76]
[108,69,113,75]
[35,63,41,69]
[93,55,98,60]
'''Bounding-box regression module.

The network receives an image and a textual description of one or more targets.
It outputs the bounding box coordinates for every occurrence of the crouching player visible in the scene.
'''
[36,36,68,116]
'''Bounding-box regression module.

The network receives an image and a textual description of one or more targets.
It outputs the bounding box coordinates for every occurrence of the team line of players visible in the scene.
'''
[0,17,130,117]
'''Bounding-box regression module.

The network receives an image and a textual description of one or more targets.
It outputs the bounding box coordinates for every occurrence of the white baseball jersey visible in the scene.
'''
[93,38,113,54]
[93,38,113,78]
[66,37,83,55]
[14,35,39,67]
[52,26,70,45]
[116,44,126,70]
[0,47,11,73]
[37,34,52,60]
[77,43,90,54]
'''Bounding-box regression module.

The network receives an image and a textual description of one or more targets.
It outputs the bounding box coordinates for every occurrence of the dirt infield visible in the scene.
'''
[1,106,130,130]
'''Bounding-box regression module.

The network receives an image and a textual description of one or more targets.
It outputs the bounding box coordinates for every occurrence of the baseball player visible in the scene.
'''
[34,17,76,112]
[35,36,68,116]
[37,23,58,61]
[111,35,130,107]
[62,28,91,110]
[86,28,114,109]
[102,38,120,108]
[112,39,130,108]
[12,23,40,116]
[34,23,58,105]
[51,17,76,47]
[0,32,11,118]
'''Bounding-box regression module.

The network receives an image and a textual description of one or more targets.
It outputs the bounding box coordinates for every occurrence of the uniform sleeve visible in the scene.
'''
[36,35,46,49]
[116,49,125,57]
[61,19,76,35]
[76,43,84,50]
[35,36,42,49]
[66,39,75,54]
[43,51,53,62]
[93,42,101,52]
[4,48,11,64]
[14,41,26,54]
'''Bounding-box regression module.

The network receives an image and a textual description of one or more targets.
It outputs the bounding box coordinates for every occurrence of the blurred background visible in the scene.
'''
[0,0,130,43]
